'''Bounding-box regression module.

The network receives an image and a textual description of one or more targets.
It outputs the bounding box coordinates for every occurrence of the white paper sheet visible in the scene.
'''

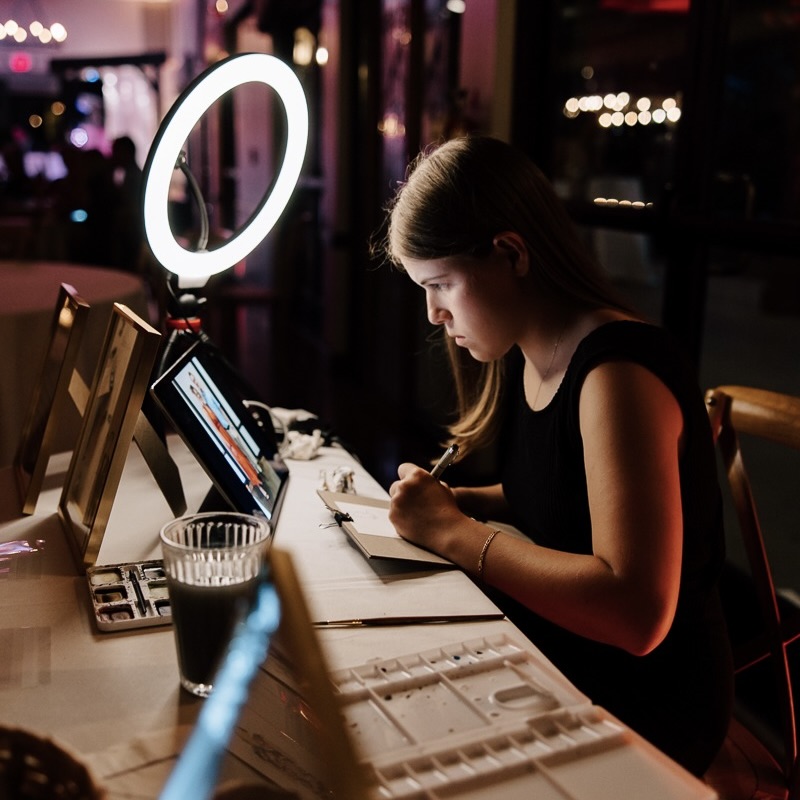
[336,500,399,538]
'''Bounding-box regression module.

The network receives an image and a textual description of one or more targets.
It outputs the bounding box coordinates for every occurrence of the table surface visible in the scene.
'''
[0,435,717,799]
[0,259,151,467]
[0,260,147,315]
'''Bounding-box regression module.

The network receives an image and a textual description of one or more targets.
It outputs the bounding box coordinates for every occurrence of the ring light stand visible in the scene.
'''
[135,52,309,518]
[142,52,309,375]
[156,150,212,378]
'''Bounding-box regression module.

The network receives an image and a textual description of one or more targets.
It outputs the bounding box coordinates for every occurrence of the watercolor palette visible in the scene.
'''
[86,560,172,631]
[232,633,711,799]
[330,635,629,799]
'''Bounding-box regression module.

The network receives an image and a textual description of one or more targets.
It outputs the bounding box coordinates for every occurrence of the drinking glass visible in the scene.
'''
[160,511,272,697]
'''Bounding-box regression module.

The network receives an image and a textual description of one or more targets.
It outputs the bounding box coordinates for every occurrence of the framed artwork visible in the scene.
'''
[14,284,90,515]
[59,304,161,572]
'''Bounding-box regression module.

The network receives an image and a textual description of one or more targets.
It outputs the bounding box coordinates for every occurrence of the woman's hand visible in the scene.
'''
[388,463,464,554]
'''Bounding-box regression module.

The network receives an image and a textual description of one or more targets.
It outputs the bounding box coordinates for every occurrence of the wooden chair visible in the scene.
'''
[703,385,800,799]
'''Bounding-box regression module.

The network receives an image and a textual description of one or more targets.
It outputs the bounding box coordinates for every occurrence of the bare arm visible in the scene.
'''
[389,361,684,656]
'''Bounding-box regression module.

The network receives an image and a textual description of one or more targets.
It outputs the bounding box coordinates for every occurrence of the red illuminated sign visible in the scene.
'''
[601,0,689,10]
[9,52,33,73]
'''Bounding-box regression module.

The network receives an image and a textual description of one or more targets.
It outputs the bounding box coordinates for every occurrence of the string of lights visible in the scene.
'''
[0,1,67,46]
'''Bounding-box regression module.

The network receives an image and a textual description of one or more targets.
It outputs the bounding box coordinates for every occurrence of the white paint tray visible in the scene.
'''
[231,632,716,799]
[328,634,716,799]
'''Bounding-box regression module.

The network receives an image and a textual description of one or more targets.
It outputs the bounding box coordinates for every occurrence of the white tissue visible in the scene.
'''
[280,429,323,460]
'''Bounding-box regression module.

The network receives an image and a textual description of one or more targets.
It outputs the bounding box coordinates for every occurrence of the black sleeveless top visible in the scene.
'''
[496,320,732,775]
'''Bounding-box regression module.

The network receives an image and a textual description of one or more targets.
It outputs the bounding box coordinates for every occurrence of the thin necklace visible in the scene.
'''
[531,327,565,410]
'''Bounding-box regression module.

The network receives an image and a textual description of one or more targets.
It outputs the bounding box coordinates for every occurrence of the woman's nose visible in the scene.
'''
[427,297,449,326]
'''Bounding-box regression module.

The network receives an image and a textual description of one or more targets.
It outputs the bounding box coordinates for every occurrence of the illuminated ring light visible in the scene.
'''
[142,53,308,282]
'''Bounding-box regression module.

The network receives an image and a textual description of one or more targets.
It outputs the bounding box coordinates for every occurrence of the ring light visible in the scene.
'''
[142,53,308,283]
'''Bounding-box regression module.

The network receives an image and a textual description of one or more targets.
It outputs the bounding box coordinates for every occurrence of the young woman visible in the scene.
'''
[381,135,733,776]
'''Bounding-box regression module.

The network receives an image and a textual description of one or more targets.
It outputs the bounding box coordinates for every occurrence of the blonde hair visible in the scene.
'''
[380,136,630,456]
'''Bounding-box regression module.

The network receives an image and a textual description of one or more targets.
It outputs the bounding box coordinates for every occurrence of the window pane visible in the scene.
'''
[550,1,689,210]
[700,250,800,587]
[711,1,800,223]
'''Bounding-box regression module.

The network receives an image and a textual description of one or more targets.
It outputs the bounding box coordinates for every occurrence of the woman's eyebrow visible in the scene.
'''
[419,272,450,285]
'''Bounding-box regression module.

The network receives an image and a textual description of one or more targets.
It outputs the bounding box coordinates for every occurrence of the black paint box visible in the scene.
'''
[86,560,172,632]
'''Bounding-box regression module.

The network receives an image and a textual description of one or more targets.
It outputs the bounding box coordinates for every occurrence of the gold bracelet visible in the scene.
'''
[477,529,500,581]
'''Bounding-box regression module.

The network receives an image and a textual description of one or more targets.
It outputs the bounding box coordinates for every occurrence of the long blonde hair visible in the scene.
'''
[381,136,630,455]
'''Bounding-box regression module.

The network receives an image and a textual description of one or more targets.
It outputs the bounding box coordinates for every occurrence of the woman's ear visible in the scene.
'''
[492,232,529,276]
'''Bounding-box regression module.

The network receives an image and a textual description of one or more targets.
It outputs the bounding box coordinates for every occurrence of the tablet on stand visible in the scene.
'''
[150,339,289,523]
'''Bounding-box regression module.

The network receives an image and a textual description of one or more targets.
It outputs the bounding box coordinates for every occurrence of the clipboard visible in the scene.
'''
[317,490,454,567]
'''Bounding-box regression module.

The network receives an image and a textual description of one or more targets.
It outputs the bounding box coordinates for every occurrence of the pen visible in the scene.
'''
[129,569,147,616]
[430,443,459,480]
[313,612,503,627]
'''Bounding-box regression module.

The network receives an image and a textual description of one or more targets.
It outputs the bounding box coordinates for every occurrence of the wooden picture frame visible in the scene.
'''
[14,283,90,515]
[59,304,161,572]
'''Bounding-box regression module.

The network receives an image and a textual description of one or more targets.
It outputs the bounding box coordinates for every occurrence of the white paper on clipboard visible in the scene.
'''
[317,490,453,566]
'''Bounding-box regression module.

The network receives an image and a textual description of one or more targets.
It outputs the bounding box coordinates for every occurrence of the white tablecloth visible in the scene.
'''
[0,438,716,799]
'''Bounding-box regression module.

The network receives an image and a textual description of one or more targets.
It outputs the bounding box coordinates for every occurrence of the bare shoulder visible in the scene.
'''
[579,359,684,444]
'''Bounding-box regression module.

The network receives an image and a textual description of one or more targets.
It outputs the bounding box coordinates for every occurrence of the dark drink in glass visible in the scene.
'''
[167,575,259,693]
[160,511,272,697]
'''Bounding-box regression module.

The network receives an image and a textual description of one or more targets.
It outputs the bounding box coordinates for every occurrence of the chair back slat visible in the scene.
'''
[715,385,800,450]
[705,386,800,791]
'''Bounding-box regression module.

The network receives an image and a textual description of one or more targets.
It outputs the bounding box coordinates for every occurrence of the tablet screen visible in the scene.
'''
[150,340,288,521]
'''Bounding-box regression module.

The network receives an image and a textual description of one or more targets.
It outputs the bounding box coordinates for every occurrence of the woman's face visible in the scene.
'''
[402,250,525,362]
